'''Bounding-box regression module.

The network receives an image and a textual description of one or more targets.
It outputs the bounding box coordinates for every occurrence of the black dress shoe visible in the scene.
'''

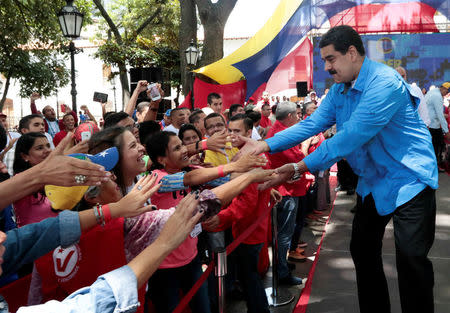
[279,275,303,286]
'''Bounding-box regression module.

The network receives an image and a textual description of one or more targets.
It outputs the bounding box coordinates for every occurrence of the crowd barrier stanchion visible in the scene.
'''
[214,248,227,313]
[173,203,273,313]
[265,203,294,306]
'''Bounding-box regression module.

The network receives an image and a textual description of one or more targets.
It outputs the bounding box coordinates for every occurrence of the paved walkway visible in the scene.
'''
[228,173,449,313]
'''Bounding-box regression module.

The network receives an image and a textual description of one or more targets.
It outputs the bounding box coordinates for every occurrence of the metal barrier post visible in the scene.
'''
[214,248,227,313]
[265,203,294,306]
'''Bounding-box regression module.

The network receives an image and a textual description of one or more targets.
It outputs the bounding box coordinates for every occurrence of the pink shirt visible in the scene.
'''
[13,193,58,227]
[150,169,197,269]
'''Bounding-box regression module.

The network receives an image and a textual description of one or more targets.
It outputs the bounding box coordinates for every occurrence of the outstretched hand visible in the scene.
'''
[206,131,232,155]
[36,132,110,187]
[257,163,296,190]
[158,193,203,249]
[233,136,270,160]
[110,173,161,218]
[231,153,267,172]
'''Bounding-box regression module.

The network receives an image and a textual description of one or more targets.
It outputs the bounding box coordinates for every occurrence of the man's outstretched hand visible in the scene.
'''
[233,136,270,160]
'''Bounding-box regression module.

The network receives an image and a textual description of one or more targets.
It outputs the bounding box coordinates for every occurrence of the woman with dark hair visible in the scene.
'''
[13,133,57,227]
[179,123,202,146]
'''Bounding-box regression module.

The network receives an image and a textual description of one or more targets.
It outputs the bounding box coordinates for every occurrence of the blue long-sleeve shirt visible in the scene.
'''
[3,211,140,312]
[266,58,438,215]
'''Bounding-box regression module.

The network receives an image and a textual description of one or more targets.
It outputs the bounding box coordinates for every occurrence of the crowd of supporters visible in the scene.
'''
[0,74,448,312]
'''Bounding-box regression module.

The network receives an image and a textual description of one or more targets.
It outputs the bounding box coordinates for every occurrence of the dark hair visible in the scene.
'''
[261,103,270,109]
[229,114,253,132]
[271,104,277,115]
[62,113,74,121]
[229,103,244,115]
[139,120,161,144]
[103,111,116,121]
[18,114,43,133]
[146,131,177,169]
[104,111,130,128]
[0,124,6,152]
[319,25,365,56]
[246,110,261,124]
[88,126,128,195]
[179,124,202,143]
[189,109,205,124]
[204,112,225,128]
[169,107,184,117]
[207,92,221,105]
[13,132,47,174]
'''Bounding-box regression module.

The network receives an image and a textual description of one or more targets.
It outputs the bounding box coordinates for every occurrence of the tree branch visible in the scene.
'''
[92,0,123,44]
[135,7,162,36]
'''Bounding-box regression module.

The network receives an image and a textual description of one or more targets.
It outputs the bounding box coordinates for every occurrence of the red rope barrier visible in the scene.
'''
[172,201,274,313]
[293,189,337,313]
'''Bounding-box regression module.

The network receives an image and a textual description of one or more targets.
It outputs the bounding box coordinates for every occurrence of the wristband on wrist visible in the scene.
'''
[102,204,112,223]
[94,204,105,227]
[217,165,225,178]
[201,140,208,151]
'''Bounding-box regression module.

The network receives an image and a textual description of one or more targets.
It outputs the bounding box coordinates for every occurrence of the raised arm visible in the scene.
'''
[125,80,148,117]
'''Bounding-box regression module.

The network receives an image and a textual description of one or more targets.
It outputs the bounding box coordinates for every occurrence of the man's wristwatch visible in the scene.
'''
[290,163,302,181]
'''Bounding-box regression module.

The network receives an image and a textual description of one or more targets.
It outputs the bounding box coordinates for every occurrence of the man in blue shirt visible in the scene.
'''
[240,25,438,313]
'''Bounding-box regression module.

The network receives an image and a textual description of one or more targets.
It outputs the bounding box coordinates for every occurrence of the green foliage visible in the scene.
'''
[0,0,93,99]
[92,0,181,86]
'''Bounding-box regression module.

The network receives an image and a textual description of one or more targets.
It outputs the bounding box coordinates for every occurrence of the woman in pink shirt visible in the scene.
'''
[13,132,57,227]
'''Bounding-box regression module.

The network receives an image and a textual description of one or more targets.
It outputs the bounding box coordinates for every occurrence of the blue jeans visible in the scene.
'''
[235,243,270,313]
[276,196,299,278]
[290,195,309,251]
[147,255,211,313]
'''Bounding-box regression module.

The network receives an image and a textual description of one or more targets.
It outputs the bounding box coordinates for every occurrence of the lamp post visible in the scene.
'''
[185,40,199,109]
[58,0,84,114]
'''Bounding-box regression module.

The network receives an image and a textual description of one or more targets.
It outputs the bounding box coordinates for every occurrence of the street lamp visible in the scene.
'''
[185,40,199,109]
[58,0,84,113]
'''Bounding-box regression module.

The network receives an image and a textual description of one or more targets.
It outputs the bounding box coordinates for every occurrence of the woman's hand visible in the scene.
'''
[248,167,275,183]
[38,132,110,186]
[110,173,161,218]
[228,153,267,172]
[157,193,203,250]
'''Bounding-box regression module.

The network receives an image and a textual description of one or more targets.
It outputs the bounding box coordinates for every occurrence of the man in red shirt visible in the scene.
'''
[266,101,311,285]
[259,103,272,132]
[204,113,271,313]
[53,113,76,147]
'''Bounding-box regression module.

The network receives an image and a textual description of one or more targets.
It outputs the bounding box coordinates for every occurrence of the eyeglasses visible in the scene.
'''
[205,123,225,131]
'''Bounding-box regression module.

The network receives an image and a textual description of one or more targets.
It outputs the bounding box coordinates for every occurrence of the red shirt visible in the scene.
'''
[215,183,270,245]
[266,120,312,197]
[260,115,272,128]
[53,130,68,147]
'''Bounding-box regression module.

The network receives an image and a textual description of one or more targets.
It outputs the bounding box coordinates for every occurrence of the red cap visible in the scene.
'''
[74,121,99,142]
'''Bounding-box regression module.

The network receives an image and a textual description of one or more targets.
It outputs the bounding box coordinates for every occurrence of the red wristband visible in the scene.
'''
[217,165,225,178]
[201,140,208,151]
[103,204,112,223]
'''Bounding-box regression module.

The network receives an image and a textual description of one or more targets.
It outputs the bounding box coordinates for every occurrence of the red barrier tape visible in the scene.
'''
[293,193,337,313]
[172,201,274,313]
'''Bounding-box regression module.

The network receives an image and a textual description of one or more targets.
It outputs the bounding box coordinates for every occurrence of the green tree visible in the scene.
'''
[92,0,181,106]
[0,0,92,111]
[179,0,237,96]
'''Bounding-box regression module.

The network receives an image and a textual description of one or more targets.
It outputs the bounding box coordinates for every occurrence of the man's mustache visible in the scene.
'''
[328,69,337,75]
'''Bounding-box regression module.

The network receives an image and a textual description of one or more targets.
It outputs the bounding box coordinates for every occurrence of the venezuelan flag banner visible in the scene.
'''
[194,0,450,101]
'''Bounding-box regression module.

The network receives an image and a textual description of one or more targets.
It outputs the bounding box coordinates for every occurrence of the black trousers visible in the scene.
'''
[429,128,445,165]
[350,187,436,313]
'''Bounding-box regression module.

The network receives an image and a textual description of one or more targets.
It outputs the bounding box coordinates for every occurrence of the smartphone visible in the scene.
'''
[81,131,91,141]
[93,92,108,103]
[147,83,161,101]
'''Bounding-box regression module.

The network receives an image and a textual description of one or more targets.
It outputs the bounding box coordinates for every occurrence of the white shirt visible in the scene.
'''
[409,83,430,126]
[251,127,262,140]
[163,124,179,135]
